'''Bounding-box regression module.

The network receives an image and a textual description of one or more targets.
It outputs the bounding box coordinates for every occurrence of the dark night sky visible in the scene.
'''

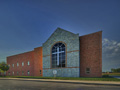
[0,0,120,72]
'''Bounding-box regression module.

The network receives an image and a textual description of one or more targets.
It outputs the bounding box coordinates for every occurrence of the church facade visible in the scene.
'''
[6,28,102,77]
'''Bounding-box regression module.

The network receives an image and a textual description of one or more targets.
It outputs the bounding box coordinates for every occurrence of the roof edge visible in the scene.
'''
[7,50,34,58]
[79,31,102,37]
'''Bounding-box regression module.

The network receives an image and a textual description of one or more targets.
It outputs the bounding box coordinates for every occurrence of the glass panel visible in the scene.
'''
[28,61,30,65]
[56,64,60,67]
[52,64,56,68]
[58,63,62,67]
[52,49,57,53]
[28,71,30,75]
[59,47,62,51]
[52,60,57,65]
[40,70,41,74]
[62,47,65,51]
[62,55,65,60]
[54,43,59,47]
[22,62,24,66]
[52,54,57,57]
[59,53,62,57]
[62,52,65,56]
[12,64,14,67]
[62,64,65,67]
[52,46,56,50]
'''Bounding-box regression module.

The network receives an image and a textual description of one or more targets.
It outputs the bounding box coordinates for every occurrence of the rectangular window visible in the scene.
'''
[28,61,30,66]
[22,71,24,75]
[8,72,10,76]
[12,64,14,67]
[86,68,90,74]
[27,71,30,75]
[17,63,19,67]
[22,62,24,66]
[13,71,14,75]
[40,70,42,74]
[17,71,19,75]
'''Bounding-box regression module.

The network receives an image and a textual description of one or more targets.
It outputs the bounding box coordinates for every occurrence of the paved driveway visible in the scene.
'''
[0,79,120,90]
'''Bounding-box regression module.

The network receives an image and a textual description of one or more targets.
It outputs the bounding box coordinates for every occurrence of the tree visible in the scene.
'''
[0,62,9,76]
[111,68,120,73]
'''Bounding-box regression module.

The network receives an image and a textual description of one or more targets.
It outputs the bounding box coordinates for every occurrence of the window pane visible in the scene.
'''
[52,60,57,65]
[62,52,65,56]
[12,64,14,67]
[22,71,24,75]
[28,71,30,75]
[86,68,90,74]
[59,53,62,57]
[22,62,24,66]
[52,49,57,53]
[62,47,65,51]
[52,64,56,68]
[17,63,18,66]
[59,47,62,51]
[62,64,65,67]
[62,55,65,60]
[28,61,30,65]
[13,71,14,75]
[40,70,42,74]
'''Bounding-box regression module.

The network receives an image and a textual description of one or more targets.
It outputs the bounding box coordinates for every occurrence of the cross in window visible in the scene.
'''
[52,47,64,65]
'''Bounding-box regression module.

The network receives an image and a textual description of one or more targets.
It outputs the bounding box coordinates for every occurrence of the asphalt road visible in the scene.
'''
[0,79,120,90]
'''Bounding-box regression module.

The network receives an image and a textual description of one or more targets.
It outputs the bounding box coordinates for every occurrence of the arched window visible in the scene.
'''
[52,42,66,68]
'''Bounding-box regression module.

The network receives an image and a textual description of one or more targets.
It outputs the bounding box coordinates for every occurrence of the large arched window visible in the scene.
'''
[52,42,66,68]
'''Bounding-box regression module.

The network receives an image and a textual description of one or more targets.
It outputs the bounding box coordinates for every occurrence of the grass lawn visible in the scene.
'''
[102,73,120,76]
[0,75,120,81]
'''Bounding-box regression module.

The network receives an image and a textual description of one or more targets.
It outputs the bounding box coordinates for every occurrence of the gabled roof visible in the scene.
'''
[43,27,77,44]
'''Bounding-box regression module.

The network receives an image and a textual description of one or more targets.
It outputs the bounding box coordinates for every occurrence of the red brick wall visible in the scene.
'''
[6,47,43,76]
[6,51,34,76]
[34,47,43,76]
[80,31,102,77]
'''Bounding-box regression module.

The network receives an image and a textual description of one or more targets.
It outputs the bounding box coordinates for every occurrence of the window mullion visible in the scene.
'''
[57,47,59,66]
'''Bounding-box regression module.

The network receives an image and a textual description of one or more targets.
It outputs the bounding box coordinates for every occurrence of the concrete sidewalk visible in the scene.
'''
[0,78,120,86]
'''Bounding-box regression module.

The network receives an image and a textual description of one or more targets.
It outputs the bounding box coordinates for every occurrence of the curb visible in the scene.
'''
[0,78,120,86]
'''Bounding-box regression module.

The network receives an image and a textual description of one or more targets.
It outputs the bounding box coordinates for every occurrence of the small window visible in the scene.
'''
[8,64,10,67]
[40,70,42,74]
[13,71,14,75]
[22,71,24,75]
[27,71,30,75]
[17,71,19,75]
[22,62,24,66]
[17,62,19,67]
[8,72,10,76]
[28,61,30,66]
[12,64,14,67]
[86,68,90,74]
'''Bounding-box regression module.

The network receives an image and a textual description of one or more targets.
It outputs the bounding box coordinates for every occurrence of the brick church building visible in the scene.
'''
[6,28,102,77]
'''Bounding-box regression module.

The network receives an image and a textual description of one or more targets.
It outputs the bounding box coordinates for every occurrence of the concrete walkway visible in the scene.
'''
[0,78,120,86]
